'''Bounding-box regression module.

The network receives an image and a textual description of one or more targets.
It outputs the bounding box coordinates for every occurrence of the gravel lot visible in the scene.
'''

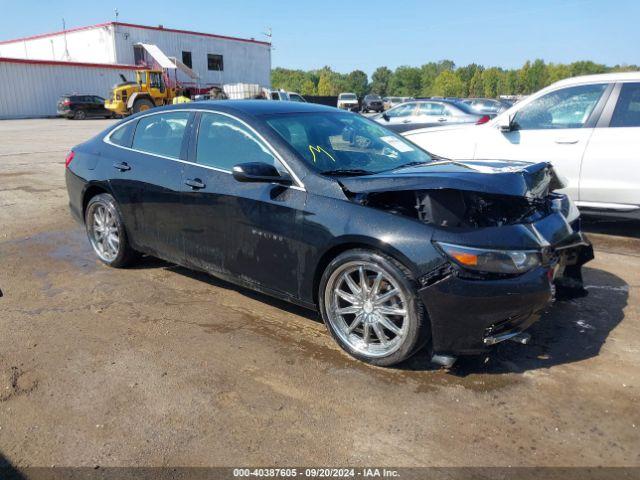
[0,119,639,468]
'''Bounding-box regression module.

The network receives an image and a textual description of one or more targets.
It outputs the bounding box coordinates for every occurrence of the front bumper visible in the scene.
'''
[339,103,359,111]
[419,237,593,356]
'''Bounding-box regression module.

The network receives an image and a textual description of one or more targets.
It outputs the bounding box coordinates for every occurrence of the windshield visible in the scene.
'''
[340,94,357,100]
[264,112,432,175]
[366,95,381,100]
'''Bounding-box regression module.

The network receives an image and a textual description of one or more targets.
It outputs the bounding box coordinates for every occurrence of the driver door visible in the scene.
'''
[181,112,307,295]
[474,83,612,200]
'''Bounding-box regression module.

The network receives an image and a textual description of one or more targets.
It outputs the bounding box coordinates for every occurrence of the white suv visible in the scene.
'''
[403,72,640,219]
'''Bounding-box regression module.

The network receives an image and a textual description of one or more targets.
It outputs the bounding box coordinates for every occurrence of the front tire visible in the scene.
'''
[85,193,138,268]
[132,98,155,114]
[319,249,429,367]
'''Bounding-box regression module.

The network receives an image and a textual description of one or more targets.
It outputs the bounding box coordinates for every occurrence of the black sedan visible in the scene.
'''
[65,101,593,367]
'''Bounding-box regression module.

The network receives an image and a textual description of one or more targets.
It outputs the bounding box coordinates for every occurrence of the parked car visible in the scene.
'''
[374,99,489,133]
[461,98,510,116]
[404,72,640,219]
[269,90,291,101]
[57,95,113,120]
[288,92,307,102]
[65,101,592,367]
[337,93,359,111]
[383,97,403,110]
[361,94,384,113]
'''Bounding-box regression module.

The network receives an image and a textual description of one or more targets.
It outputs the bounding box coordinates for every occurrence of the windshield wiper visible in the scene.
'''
[321,168,373,176]
[381,161,433,172]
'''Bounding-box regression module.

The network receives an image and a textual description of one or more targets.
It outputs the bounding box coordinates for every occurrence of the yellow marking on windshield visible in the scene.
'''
[308,145,336,163]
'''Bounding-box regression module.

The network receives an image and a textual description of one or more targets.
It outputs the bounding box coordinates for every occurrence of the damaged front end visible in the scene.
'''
[340,160,594,355]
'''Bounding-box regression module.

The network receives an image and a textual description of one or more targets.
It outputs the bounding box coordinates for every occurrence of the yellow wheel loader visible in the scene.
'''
[105,70,177,116]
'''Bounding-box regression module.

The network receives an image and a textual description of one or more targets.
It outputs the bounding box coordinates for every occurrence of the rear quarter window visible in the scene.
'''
[108,121,137,148]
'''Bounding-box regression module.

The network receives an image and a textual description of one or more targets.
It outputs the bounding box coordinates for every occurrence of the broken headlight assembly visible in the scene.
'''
[436,242,542,275]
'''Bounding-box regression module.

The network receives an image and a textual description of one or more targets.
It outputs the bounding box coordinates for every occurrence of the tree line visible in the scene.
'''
[271,60,638,99]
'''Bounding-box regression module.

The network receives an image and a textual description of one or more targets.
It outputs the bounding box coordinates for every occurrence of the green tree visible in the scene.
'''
[370,66,392,96]
[389,66,422,96]
[481,68,503,98]
[432,70,466,97]
[344,70,369,97]
[468,69,484,97]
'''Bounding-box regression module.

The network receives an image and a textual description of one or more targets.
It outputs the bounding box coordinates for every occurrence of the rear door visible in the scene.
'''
[107,110,192,262]
[474,83,612,201]
[181,111,306,295]
[415,101,450,127]
[578,82,640,211]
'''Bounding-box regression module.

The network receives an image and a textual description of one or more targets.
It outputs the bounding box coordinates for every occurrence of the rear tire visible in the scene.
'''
[132,98,155,114]
[85,193,138,268]
[319,249,429,367]
[73,109,87,120]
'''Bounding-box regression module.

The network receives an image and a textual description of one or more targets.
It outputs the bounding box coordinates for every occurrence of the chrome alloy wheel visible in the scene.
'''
[325,261,409,358]
[87,202,120,262]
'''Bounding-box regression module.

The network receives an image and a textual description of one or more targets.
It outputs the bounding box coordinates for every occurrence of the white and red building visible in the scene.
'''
[0,22,272,118]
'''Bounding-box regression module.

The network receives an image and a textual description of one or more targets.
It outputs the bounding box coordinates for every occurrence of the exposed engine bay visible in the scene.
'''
[354,188,557,228]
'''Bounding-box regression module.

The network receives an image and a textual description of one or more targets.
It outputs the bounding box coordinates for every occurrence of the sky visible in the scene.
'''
[1,0,638,76]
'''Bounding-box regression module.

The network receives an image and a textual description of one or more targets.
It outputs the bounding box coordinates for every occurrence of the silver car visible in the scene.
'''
[374,100,487,133]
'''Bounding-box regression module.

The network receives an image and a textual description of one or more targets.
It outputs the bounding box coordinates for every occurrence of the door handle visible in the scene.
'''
[555,138,579,145]
[437,118,447,122]
[113,162,131,171]
[185,178,205,190]
[402,119,412,123]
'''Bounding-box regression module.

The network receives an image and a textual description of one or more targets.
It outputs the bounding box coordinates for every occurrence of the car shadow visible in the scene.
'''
[134,257,627,376]
[402,266,628,375]
[0,451,25,480]
[581,215,640,240]
[145,258,321,322]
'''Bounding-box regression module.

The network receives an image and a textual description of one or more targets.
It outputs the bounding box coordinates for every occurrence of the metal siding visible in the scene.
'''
[113,25,271,87]
[0,26,116,63]
[0,61,133,118]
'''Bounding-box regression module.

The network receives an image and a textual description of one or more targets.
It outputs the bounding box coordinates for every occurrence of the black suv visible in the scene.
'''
[57,95,113,120]
[361,94,384,113]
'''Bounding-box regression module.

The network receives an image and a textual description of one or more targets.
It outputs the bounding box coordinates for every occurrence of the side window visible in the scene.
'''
[387,103,415,118]
[196,113,279,171]
[132,112,190,159]
[513,84,607,130]
[610,83,640,128]
[109,121,137,147]
[271,92,280,100]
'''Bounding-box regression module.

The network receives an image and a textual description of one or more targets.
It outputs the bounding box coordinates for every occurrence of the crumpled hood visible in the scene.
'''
[338,160,565,199]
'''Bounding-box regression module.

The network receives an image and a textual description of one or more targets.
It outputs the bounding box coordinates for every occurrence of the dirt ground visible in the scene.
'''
[0,119,638,468]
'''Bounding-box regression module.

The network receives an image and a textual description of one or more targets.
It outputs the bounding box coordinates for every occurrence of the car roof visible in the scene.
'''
[550,71,640,87]
[159,100,339,115]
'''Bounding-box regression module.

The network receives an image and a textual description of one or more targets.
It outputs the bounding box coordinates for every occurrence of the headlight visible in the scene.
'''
[436,242,541,274]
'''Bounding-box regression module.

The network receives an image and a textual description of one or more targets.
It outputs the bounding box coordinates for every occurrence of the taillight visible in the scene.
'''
[476,115,490,125]
[65,151,75,168]
[63,99,71,106]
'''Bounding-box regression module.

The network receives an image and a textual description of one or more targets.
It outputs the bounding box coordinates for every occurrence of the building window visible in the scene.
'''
[207,54,224,71]
[182,51,192,69]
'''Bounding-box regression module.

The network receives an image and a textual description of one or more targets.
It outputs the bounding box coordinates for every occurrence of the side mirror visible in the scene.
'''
[382,113,390,122]
[232,162,292,185]
[498,113,514,132]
